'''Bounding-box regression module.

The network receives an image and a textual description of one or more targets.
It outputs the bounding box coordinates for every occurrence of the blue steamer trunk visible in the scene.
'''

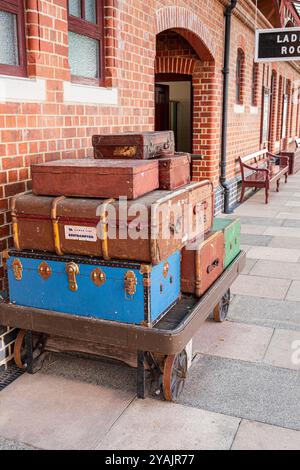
[6,251,181,326]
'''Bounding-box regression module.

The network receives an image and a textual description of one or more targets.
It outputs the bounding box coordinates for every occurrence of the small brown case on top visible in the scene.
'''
[92,131,175,160]
[158,152,191,190]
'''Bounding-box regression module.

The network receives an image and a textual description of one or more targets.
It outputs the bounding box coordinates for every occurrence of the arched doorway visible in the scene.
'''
[154,7,219,184]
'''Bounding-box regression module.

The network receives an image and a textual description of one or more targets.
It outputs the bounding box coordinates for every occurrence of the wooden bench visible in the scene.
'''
[281,137,300,175]
[239,149,289,204]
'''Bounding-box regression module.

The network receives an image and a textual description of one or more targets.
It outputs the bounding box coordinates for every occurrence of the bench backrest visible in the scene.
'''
[239,149,268,180]
[240,149,268,165]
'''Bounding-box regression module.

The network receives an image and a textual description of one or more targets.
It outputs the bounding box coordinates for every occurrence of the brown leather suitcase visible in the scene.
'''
[181,231,225,297]
[31,159,159,200]
[11,181,214,264]
[158,153,191,190]
[92,131,175,160]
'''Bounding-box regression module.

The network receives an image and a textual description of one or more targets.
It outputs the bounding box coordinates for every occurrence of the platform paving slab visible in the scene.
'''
[96,399,240,451]
[277,212,300,220]
[276,206,300,214]
[268,237,300,250]
[0,373,135,450]
[0,437,38,450]
[235,216,284,227]
[240,234,273,247]
[286,281,300,302]
[229,295,300,331]
[41,352,137,393]
[263,329,300,371]
[192,320,273,363]
[231,275,291,300]
[233,206,280,218]
[246,246,300,262]
[283,218,300,227]
[286,201,300,207]
[251,260,300,280]
[241,258,257,275]
[179,355,300,431]
[232,420,300,450]
[241,225,269,235]
[264,226,300,238]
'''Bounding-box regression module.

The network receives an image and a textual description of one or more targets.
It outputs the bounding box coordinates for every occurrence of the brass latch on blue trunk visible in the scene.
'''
[66,262,79,292]
[124,270,137,298]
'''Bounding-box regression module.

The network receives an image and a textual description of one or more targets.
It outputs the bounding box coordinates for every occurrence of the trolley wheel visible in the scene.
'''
[213,288,231,323]
[163,350,188,402]
[14,329,27,369]
[14,329,46,371]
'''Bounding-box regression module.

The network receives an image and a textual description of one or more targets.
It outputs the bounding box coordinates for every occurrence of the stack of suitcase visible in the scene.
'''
[6,131,241,327]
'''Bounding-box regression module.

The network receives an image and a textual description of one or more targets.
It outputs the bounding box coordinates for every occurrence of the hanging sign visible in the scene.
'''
[255,27,300,62]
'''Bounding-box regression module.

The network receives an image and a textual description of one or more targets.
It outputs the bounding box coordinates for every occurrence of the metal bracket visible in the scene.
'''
[163,262,169,278]
[91,268,106,287]
[65,262,79,292]
[38,261,52,280]
[124,270,137,297]
[12,259,23,281]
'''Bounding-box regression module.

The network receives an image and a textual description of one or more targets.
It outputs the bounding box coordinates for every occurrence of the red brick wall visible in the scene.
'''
[1,0,300,293]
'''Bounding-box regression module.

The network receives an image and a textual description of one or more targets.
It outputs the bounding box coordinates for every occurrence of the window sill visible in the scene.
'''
[0,75,46,102]
[234,104,245,114]
[63,81,118,105]
[250,106,258,115]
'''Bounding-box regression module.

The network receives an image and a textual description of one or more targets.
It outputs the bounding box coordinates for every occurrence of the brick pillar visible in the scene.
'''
[192,62,221,187]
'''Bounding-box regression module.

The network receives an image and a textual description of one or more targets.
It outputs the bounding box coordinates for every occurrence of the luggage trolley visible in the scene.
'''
[0,251,245,402]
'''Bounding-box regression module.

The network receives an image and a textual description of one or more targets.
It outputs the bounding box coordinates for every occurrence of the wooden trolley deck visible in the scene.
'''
[0,251,246,401]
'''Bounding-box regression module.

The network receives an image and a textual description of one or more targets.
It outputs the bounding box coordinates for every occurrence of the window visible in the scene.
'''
[68,0,104,85]
[236,49,245,105]
[0,0,27,77]
[251,63,259,107]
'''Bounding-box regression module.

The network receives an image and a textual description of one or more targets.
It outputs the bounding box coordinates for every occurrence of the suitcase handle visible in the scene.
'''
[207,258,220,274]
[193,201,208,214]
[169,217,183,235]
[149,140,171,157]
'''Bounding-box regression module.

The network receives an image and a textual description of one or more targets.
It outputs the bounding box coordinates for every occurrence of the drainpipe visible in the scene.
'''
[220,0,238,213]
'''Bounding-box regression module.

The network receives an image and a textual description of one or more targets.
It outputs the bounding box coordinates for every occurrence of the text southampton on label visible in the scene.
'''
[255,28,300,63]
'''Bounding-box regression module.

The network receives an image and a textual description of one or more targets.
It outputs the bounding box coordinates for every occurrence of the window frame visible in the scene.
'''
[236,49,245,105]
[0,0,27,77]
[67,0,105,86]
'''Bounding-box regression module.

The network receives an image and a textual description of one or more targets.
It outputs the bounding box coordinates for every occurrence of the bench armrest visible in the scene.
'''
[240,161,270,175]
[267,152,289,168]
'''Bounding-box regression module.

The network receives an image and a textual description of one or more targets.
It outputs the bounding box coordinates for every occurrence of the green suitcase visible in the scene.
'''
[212,218,241,269]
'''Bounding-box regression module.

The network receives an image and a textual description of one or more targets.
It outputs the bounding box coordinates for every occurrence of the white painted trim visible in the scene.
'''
[63,82,118,105]
[234,104,245,114]
[0,75,46,102]
[250,106,258,115]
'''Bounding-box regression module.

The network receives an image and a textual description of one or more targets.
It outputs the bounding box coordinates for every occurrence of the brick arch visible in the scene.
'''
[155,6,215,62]
[155,57,196,75]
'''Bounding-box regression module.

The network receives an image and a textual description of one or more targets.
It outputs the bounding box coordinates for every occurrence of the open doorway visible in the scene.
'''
[155,74,192,153]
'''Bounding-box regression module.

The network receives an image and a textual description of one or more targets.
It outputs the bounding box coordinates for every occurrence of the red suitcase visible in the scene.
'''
[92,131,175,160]
[158,153,191,190]
[31,159,159,200]
[181,231,225,297]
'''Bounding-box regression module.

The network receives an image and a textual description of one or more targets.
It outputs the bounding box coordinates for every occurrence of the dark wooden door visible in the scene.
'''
[155,84,170,131]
